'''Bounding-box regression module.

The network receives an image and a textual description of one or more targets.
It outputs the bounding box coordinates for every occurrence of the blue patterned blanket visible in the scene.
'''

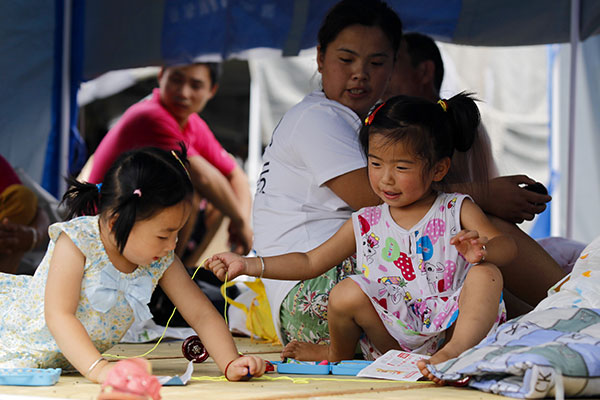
[430,237,600,399]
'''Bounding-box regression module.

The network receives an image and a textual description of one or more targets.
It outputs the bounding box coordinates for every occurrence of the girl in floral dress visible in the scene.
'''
[0,146,265,383]
[207,94,517,383]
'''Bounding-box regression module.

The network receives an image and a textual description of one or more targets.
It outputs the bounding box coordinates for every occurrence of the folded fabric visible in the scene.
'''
[429,307,600,398]
[430,236,600,398]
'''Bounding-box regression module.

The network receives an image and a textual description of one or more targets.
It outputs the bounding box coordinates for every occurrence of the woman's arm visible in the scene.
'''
[324,168,381,211]
[207,219,357,281]
[188,155,253,253]
[44,234,112,383]
[160,257,265,380]
[225,164,254,254]
[448,175,551,224]
[456,199,517,266]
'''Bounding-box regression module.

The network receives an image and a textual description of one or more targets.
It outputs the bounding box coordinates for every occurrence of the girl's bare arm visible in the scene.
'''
[44,234,112,382]
[207,218,357,281]
[160,257,265,380]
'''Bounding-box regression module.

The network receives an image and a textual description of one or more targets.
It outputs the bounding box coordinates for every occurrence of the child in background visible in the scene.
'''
[0,146,265,383]
[207,94,517,383]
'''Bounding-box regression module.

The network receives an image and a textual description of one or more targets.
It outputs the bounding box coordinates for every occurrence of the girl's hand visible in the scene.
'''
[450,230,488,264]
[224,355,266,381]
[205,252,247,281]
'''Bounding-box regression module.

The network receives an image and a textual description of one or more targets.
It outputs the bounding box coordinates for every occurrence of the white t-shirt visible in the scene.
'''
[252,90,366,337]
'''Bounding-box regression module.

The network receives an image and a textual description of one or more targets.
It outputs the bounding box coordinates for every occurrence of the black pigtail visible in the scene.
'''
[111,194,138,253]
[444,92,480,153]
[61,176,101,219]
[442,92,489,190]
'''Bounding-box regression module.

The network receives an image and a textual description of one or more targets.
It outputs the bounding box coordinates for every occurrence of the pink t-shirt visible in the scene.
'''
[0,154,21,194]
[89,89,235,183]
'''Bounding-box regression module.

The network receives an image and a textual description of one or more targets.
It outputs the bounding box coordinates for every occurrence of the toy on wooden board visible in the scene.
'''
[181,335,209,363]
[273,359,372,375]
[0,368,61,386]
[97,359,161,400]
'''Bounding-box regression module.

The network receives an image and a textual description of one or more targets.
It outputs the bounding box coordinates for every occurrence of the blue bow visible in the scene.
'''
[85,266,154,322]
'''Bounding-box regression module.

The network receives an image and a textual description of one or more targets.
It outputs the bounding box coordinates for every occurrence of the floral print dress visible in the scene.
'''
[0,216,172,369]
[351,192,506,358]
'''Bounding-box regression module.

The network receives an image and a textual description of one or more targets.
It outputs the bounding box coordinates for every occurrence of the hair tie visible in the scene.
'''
[171,150,191,181]
[96,183,102,192]
[133,189,142,197]
[437,99,448,112]
[365,102,386,126]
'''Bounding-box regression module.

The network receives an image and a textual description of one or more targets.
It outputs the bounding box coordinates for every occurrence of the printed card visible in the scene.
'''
[357,350,429,381]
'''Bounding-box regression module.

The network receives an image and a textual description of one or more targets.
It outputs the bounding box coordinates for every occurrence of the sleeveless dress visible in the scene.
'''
[0,215,172,369]
[350,192,506,358]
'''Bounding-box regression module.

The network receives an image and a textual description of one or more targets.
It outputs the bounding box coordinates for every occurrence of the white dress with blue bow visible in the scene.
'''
[0,215,172,369]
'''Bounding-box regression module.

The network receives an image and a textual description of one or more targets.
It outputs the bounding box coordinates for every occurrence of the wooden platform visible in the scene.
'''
[0,338,512,400]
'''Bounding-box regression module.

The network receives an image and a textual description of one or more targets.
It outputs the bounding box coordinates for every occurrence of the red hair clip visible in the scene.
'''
[365,102,385,126]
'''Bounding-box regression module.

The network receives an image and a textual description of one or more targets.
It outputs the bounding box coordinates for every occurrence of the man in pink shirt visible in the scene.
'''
[90,63,252,255]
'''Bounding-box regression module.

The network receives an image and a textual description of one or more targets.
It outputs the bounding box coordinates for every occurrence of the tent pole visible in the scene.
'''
[566,0,580,239]
[59,0,72,197]
[247,68,262,195]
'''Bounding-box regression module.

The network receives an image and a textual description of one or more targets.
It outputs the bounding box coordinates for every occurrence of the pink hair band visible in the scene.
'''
[133,189,142,197]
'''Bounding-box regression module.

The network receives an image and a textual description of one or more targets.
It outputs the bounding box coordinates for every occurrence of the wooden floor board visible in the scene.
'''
[0,338,509,399]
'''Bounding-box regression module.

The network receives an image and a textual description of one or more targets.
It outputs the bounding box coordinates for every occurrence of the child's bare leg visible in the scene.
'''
[328,279,399,362]
[418,263,503,384]
[282,279,399,362]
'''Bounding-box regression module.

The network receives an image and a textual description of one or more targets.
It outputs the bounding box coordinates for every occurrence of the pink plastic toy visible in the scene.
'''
[97,359,161,400]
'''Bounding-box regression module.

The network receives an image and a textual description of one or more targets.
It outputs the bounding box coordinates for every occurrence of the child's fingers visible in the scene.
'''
[450,230,470,244]
[469,236,488,247]
[228,363,249,381]
[228,356,264,380]
[206,260,228,281]
[243,355,266,377]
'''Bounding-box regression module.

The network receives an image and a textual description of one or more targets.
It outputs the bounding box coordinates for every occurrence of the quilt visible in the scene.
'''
[430,236,600,399]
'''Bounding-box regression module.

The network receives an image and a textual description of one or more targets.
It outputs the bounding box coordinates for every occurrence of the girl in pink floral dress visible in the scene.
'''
[207,93,517,381]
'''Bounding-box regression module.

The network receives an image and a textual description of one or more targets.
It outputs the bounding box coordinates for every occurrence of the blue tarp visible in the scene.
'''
[0,0,599,239]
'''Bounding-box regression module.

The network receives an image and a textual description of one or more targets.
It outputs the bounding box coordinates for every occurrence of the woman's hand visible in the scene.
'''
[205,252,248,281]
[0,218,35,254]
[450,229,488,264]
[481,175,550,223]
[227,218,253,255]
[224,355,266,381]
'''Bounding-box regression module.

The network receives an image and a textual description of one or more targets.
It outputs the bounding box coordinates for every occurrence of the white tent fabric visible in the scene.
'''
[247,38,600,243]
[551,35,600,243]
[0,0,598,241]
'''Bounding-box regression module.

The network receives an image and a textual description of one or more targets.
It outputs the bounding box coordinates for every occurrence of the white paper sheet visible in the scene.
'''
[357,350,429,381]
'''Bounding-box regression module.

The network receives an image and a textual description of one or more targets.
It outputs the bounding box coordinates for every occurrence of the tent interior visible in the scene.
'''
[1,0,599,242]
[1,1,600,399]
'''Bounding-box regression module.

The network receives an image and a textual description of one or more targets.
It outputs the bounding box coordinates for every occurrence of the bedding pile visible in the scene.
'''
[430,236,600,398]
